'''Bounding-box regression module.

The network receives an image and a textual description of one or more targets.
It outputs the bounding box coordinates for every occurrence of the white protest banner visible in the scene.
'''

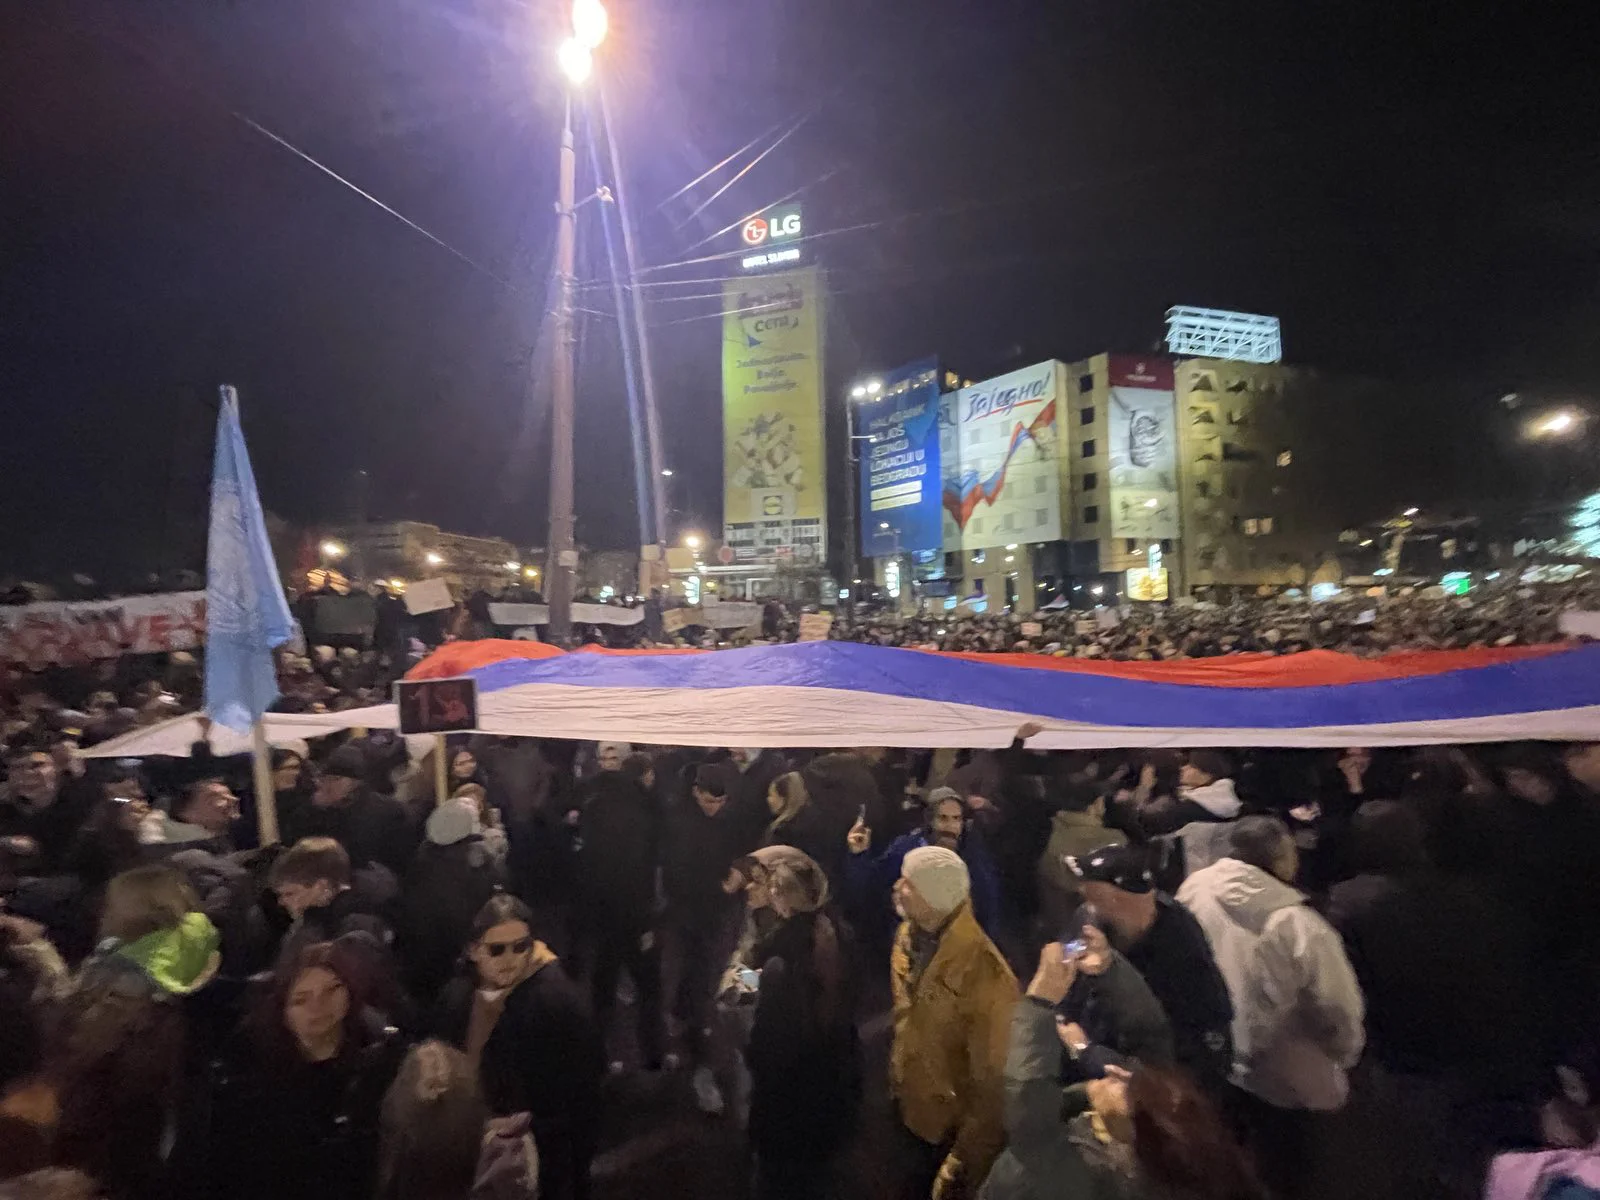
[0,592,207,666]
[488,603,645,627]
[404,578,455,615]
[798,612,835,642]
[1559,611,1600,639]
[1020,621,1043,637]
[699,601,762,629]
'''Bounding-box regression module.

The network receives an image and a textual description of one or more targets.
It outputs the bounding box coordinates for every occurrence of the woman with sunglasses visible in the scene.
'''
[433,894,605,1200]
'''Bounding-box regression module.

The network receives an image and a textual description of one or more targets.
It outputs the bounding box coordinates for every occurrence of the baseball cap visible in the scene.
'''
[1066,843,1153,894]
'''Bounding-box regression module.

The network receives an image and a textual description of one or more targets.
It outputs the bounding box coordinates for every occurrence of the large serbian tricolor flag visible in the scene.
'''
[85,640,1600,756]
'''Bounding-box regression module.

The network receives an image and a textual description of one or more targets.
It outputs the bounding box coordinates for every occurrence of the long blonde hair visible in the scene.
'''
[98,865,196,944]
[765,771,811,839]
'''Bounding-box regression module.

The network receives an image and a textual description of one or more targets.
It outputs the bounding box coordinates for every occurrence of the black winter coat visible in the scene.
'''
[399,837,505,1003]
[745,910,861,1162]
[661,799,746,918]
[199,1015,402,1200]
[578,772,659,928]
[281,786,417,876]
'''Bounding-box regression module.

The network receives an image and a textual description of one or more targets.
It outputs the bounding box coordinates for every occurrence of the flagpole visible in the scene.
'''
[252,721,279,845]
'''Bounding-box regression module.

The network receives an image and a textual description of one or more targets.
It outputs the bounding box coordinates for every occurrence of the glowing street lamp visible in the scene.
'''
[557,38,592,84]
[684,533,703,551]
[319,540,346,560]
[1531,408,1583,439]
[572,0,608,48]
[425,551,445,566]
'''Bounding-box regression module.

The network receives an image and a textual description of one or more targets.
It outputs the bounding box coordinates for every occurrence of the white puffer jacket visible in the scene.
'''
[1178,857,1364,1111]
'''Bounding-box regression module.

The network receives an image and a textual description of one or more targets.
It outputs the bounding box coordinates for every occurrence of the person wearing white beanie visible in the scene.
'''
[898,845,970,919]
[890,846,1018,1200]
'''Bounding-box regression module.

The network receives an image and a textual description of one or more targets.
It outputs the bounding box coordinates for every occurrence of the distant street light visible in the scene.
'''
[661,468,674,477]
[320,540,346,560]
[684,533,702,551]
[505,561,521,572]
[425,551,445,566]
[524,566,540,579]
[1403,507,1419,517]
[1530,408,1584,439]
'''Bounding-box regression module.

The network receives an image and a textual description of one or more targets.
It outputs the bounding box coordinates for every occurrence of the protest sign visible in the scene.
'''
[700,601,762,629]
[1020,621,1043,637]
[0,592,207,666]
[404,578,454,615]
[1559,611,1600,639]
[314,594,377,638]
[1096,608,1122,631]
[661,608,693,635]
[798,612,835,642]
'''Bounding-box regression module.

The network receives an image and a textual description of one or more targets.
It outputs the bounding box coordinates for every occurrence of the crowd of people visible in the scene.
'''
[2,622,1600,1200]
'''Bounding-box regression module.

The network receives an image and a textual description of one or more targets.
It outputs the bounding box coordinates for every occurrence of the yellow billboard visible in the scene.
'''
[1125,567,1170,602]
[722,266,826,563]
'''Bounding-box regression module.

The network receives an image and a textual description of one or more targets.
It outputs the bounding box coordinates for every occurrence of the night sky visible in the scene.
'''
[5,0,1598,581]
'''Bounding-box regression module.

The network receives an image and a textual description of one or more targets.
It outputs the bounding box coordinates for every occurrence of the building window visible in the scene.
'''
[1082,472,1098,492]
[1260,516,1275,534]
[1277,449,1293,467]
[1083,505,1098,524]
[1125,539,1137,554]
[1035,508,1048,524]
[1195,479,1211,498]
[1244,518,1260,536]
[1079,406,1094,426]
[1079,373,1094,394]
[1081,439,1096,458]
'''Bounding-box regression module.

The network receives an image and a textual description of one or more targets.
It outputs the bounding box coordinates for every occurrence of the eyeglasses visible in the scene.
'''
[481,937,534,958]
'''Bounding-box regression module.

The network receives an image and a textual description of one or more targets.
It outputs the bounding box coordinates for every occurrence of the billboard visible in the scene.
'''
[722,266,826,564]
[1107,356,1179,540]
[859,359,942,557]
[1125,567,1170,602]
[941,361,1062,550]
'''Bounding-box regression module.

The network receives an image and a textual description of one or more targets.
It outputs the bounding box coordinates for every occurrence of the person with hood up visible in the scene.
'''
[1176,816,1364,1199]
[762,772,843,888]
[732,846,862,1199]
[847,787,1002,939]
[889,846,1018,1200]
[400,798,506,1005]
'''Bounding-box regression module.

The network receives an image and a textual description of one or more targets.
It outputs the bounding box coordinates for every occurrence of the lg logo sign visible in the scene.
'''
[741,207,802,246]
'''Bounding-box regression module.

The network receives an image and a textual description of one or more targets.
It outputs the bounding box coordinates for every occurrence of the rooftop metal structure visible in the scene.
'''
[1165,306,1283,364]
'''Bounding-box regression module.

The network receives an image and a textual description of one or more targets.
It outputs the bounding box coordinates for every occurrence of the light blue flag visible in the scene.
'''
[204,386,296,732]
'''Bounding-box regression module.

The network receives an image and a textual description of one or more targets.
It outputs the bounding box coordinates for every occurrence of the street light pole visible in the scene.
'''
[546,97,578,648]
[547,1,606,646]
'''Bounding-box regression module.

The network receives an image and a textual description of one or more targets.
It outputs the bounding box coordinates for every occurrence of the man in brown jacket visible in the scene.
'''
[889,846,1018,1200]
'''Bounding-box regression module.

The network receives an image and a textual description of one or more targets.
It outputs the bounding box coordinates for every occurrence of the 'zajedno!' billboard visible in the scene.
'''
[721,266,826,564]
[940,361,1063,551]
[859,359,942,558]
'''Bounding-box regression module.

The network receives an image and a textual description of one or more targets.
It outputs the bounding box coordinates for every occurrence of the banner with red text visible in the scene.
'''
[0,592,207,666]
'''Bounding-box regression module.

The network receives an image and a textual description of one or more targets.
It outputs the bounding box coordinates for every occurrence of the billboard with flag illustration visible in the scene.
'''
[859,359,942,557]
[721,266,826,563]
[941,360,1063,550]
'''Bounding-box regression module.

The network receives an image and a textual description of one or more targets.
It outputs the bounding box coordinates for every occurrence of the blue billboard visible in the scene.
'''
[859,359,943,558]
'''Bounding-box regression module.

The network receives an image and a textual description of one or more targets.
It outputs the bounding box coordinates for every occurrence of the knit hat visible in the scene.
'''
[115,910,221,994]
[1067,843,1154,894]
[900,845,970,916]
[426,797,482,846]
